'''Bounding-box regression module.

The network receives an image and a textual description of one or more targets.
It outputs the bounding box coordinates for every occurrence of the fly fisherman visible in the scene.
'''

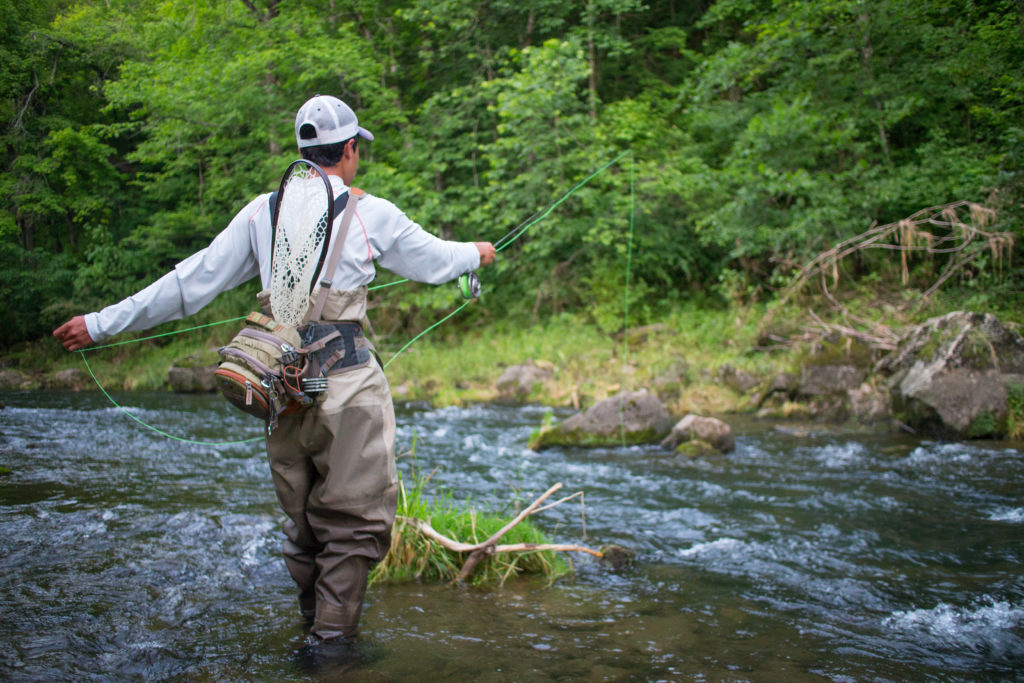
[53,95,496,657]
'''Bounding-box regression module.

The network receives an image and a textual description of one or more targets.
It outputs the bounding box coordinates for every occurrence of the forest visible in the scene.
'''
[2,0,1022,349]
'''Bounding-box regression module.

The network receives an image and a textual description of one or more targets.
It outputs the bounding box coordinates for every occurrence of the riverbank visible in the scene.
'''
[6,289,1021,432]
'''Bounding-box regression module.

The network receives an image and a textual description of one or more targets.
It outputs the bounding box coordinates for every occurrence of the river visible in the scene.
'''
[1,390,1022,681]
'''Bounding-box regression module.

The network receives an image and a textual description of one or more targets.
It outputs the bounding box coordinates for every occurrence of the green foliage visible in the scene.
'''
[1006,381,1024,440]
[2,0,1023,350]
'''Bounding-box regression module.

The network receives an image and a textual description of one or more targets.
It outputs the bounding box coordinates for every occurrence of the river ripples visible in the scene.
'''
[1,391,1022,680]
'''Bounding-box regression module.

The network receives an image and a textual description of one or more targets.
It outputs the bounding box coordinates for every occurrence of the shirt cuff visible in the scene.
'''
[83,312,105,344]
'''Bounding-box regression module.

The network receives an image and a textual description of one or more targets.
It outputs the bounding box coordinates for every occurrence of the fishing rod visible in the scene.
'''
[78,150,635,446]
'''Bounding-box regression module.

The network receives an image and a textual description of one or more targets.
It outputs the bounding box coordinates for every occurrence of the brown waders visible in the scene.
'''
[262,288,397,640]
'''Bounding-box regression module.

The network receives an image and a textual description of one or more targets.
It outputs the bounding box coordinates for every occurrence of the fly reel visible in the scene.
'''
[458,272,482,300]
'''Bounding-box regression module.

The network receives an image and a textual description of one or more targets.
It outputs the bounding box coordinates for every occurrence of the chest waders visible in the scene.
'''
[261,193,399,640]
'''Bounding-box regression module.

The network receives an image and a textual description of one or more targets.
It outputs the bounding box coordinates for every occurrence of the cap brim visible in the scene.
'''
[358,127,374,141]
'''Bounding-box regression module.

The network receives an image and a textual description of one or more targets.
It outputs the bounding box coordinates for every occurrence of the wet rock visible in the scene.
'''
[168,357,217,393]
[529,389,672,449]
[496,360,554,401]
[661,414,735,454]
[598,544,635,569]
[52,368,89,391]
[0,369,29,391]
[876,311,1024,438]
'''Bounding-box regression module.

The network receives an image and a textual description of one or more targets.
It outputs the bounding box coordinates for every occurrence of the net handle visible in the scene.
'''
[304,187,364,324]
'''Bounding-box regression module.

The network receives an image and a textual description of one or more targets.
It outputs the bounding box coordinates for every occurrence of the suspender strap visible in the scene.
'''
[302,187,364,325]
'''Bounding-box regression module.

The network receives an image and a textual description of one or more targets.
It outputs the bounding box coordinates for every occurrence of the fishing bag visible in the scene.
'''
[213,312,311,428]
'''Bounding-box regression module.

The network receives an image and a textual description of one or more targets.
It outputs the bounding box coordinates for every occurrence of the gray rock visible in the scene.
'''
[756,372,797,404]
[53,368,89,391]
[799,364,865,396]
[529,389,672,449]
[651,356,689,401]
[168,364,217,393]
[717,364,758,394]
[661,414,735,454]
[0,369,28,391]
[877,311,1024,437]
[847,382,890,423]
[496,360,554,400]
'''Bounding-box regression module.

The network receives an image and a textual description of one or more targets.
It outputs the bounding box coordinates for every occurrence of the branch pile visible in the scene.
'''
[766,201,1014,352]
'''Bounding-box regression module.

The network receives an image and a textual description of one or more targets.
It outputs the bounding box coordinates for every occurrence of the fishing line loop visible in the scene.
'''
[79,150,635,445]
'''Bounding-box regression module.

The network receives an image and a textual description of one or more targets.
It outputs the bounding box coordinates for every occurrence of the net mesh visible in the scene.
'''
[269,164,332,327]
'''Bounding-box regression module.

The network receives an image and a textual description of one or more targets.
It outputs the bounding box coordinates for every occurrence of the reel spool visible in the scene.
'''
[458,272,482,300]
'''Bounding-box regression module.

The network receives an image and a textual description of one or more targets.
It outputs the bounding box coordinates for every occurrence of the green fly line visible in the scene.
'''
[80,150,636,446]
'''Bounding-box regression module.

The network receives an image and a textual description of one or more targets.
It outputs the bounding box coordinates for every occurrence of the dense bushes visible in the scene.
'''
[3,0,1022,348]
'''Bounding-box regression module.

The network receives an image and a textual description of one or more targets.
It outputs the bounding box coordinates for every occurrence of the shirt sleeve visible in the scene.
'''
[84,196,266,342]
[371,200,480,285]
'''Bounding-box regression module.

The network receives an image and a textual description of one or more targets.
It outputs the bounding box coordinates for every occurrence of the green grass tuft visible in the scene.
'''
[371,460,569,587]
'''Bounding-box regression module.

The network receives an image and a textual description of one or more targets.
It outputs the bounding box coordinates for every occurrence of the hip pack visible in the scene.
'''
[214,312,311,428]
[214,313,373,432]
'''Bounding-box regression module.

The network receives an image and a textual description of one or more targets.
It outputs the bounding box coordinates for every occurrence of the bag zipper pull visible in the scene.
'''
[245,380,253,406]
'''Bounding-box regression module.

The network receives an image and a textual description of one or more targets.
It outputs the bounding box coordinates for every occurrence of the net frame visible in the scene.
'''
[269,160,335,327]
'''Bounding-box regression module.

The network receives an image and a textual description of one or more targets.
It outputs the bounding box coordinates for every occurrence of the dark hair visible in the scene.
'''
[299,135,358,167]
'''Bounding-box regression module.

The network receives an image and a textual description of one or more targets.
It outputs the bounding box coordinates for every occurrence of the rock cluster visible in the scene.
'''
[876,311,1024,438]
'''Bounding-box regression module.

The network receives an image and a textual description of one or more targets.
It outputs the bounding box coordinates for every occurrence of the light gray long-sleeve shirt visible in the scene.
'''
[84,175,480,342]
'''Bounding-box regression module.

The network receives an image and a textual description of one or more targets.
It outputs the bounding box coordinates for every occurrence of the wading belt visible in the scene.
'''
[301,321,373,376]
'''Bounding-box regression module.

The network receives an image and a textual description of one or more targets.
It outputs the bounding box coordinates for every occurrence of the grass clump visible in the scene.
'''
[371,460,569,587]
[1006,381,1024,440]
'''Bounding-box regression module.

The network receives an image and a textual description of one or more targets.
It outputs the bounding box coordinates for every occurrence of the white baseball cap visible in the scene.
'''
[294,94,374,148]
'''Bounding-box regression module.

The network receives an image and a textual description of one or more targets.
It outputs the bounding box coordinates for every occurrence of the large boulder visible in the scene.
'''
[875,311,1024,438]
[496,360,554,401]
[529,389,673,449]
[661,415,735,455]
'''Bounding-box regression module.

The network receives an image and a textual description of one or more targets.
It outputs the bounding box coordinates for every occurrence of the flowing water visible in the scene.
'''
[1,390,1022,681]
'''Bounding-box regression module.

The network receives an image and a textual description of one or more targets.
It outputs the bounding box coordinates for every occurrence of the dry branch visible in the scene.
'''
[784,201,1011,306]
[769,201,1013,352]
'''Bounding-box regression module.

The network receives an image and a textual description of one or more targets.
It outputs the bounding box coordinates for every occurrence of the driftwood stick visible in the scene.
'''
[493,543,604,559]
[400,516,478,552]
[400,517,604,559]
[479,482,563,549]
[534,490,583,514]
[456,482,564,582]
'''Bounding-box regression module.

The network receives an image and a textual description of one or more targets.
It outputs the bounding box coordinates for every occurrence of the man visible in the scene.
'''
[53,95,496,649]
